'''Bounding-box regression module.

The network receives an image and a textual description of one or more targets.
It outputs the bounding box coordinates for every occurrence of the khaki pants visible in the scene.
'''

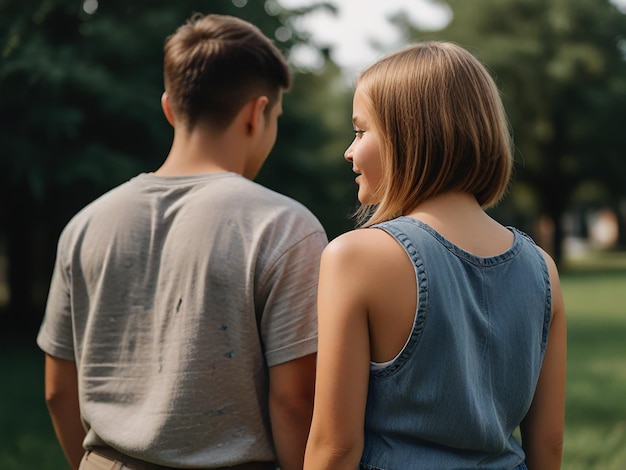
[79,448,276,470]
[79,450,125,470]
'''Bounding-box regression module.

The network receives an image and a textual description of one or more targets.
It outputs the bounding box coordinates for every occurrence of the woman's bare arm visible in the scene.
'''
[304,233,373,470]
[520,250,567,470]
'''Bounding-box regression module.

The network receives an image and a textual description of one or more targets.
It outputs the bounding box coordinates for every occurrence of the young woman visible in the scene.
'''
[304,42,566,470]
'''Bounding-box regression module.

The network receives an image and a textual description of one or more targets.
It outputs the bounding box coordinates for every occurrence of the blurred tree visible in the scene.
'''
[0,0,353,339]
[397,0,626,262]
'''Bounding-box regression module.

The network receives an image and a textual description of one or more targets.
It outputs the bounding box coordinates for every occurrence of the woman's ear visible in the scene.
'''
[245,95,269,135]
[161,91,175,127]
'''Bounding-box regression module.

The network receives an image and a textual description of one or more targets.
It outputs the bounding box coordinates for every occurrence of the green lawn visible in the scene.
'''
[0,341,67,469]
[561,251,626,469]
[1,252,625,469]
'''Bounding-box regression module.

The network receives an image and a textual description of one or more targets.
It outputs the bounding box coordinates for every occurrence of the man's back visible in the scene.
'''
[38,172,327,467]
[40,13,326,470]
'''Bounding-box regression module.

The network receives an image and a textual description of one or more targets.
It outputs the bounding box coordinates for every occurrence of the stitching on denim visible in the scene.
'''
[369,222,428,379]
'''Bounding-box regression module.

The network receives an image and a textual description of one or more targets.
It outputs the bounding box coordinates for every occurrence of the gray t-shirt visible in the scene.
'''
[37,172,328,467]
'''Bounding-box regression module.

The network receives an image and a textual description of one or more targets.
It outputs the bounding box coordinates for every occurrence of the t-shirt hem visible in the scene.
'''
[265,335,317,367]
[36,330,75,361]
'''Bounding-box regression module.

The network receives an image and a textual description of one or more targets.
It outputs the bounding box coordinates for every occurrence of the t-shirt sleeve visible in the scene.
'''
[36,238,76,361]
[259,227,328,367]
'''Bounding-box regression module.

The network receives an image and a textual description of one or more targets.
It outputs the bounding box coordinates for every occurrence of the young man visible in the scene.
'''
[37,13,328,470]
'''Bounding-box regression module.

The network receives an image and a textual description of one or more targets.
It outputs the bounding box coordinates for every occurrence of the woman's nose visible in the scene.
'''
[344,143,353,162]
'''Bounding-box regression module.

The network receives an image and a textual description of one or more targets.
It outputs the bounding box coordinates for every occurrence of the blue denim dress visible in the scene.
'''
[360,217,551,470]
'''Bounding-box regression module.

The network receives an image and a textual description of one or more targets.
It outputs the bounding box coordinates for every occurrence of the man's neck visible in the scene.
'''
[155,126,246,177]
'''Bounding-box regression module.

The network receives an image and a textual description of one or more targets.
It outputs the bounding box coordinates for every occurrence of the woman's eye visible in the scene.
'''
[353,129,365,138]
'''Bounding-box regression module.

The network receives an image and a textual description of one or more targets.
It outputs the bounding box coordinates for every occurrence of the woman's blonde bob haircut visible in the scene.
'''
[354,41,513,227]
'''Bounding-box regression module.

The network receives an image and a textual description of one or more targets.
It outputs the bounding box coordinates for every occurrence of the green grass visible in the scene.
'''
[1,252,625,469]
[560,251,626,469]
[0,341,67,469]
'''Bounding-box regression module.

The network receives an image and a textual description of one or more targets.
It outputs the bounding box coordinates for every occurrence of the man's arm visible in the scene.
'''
[268,353,316,470]
[44,354,86,470]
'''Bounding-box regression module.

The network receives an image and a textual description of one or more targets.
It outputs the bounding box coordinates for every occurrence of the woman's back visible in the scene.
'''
[361,215,551,469]
[366,191,516,366]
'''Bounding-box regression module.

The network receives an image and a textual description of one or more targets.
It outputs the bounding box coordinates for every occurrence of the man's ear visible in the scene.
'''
[161,91,175,127]
[245,96,269,135]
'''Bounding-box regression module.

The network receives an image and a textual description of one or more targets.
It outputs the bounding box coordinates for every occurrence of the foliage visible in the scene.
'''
[400,0,626,261]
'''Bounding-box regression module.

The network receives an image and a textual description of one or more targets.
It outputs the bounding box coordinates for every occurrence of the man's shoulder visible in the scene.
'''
[234,177,296,204]
[234,179,323,224]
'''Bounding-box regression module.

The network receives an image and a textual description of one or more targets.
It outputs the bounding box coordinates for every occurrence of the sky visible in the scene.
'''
[279,0,451,76]
[279,0,626,78]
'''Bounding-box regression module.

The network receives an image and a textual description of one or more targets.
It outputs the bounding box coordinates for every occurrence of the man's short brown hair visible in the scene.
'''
[163,13,291,130]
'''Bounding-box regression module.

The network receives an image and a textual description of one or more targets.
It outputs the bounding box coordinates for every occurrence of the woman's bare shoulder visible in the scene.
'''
[322,227,408,274]
[325,227,400,254]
